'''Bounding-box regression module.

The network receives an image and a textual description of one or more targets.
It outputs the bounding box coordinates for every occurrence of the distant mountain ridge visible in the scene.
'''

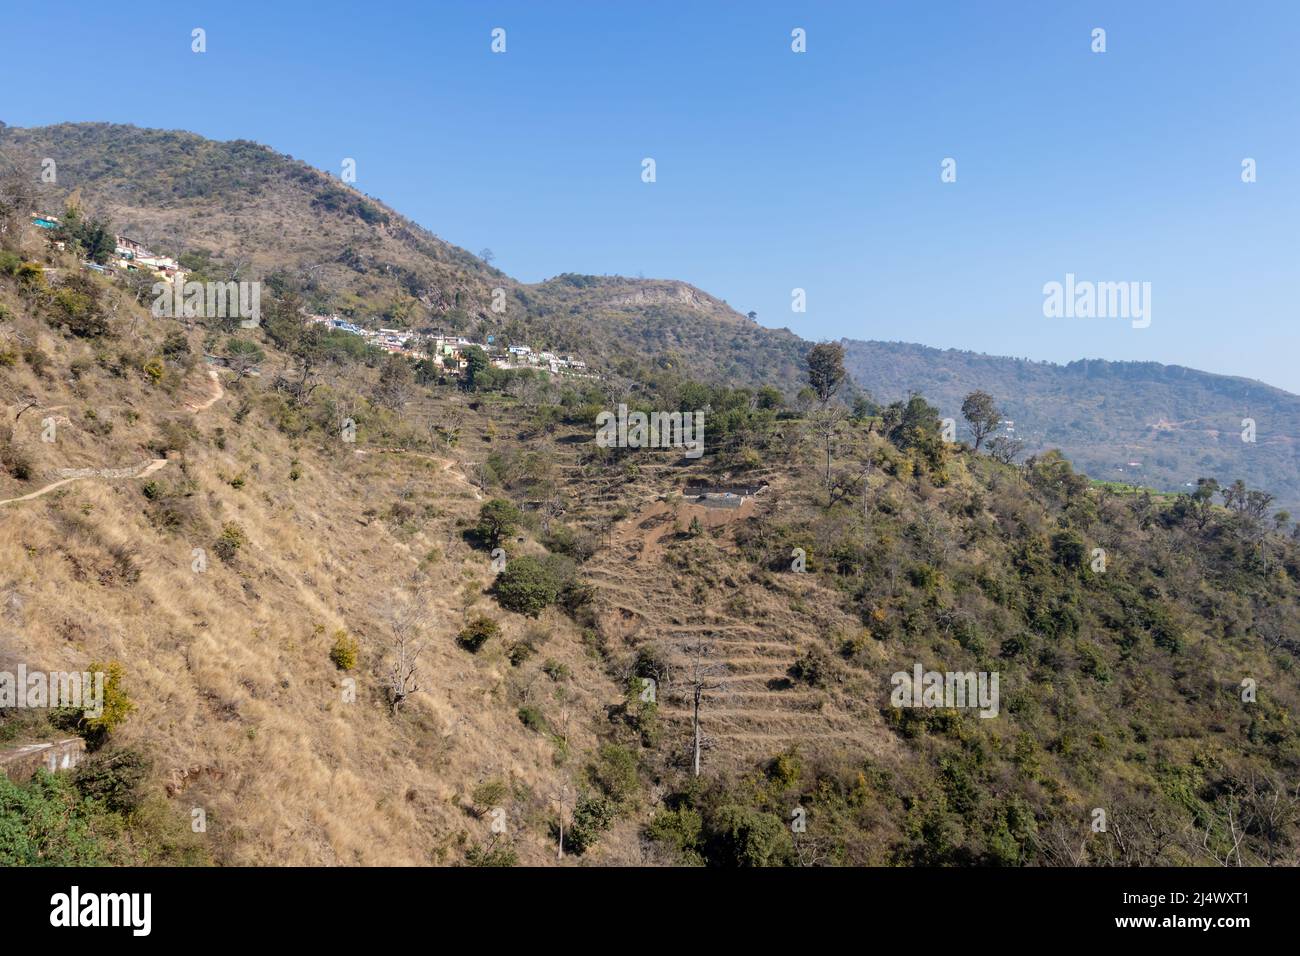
[2,122,1293,509]
[842,339,1300,511]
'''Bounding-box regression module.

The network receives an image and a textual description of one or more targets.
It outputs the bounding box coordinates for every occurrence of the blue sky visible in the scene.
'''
[3,1,1297,391]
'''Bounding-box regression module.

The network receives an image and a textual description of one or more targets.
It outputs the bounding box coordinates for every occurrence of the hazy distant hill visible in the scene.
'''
[843,339,1300,511]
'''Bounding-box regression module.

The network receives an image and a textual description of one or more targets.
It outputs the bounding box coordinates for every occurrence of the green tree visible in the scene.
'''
[494,555,574,617]
[806,342,846,406]
[960,390,1001,452]
[475,498,521,549]
[461,346,490,391]
[708,805,794,867]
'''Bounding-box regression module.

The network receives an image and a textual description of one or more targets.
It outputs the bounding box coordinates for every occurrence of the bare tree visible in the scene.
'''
[809,404,847,488]
[1192,799,1247,867]
[668,636,728,777]
[985,435,1025,466]
[1237,773,1300,864]
[538,482,566,535]
[382,586,433,713]
[430,404,465,451]
[549,783,571,861]
[0,171,36,246]
[1093,799,1184,866]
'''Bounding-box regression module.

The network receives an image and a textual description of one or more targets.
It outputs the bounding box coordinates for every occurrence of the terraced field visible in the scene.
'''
[578,461,898,772]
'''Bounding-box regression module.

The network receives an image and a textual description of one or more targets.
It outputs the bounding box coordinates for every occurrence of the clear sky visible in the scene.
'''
[3,1,1297,391]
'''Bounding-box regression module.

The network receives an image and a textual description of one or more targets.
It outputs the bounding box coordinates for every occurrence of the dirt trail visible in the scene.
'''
[185,369,224,411]
[1,370,223,508]
[607,495,756,563]
[352,446,481,498]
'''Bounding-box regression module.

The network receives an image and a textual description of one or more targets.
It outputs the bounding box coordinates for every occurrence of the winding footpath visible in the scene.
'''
[0,370,222,507]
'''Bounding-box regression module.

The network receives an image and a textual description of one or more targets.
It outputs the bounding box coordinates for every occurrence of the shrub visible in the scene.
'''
[16,261,44,286]
[507,640,536,666]
[647,806,704,864]
[49,274,110,337]
[0,425,33,481]
[213,522,247,563]
[517,706,547,732]
[465,838,517,867]
[494,554,575,617]
[590,744,640,804]
[22,345,51,376]
[707,804,794,867]
[470,779,509,813]
[80,661,135,743]
[150,419,193,456]
[457,616,500,652]
[790,646,832,687]
[0,771,109,865]
[542,659,570,681]
[567,793,616,855]
[1051,530,1087,571]
[329,630,359,670]
[72,747,150,814]
[542,523,596,562]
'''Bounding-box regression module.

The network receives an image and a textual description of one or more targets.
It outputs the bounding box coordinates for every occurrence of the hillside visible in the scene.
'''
[0,122,814,394]
[843,340,1300,513]
[1,123,1299,868]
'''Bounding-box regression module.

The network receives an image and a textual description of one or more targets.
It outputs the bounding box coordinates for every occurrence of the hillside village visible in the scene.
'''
[31,210,595,381]
[303,313,592,378]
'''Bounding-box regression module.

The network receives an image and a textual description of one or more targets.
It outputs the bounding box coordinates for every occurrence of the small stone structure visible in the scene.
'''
[683,482,769,508]
[0,738,87,782]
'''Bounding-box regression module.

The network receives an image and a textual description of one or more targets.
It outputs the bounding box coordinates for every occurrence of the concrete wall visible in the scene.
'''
[0,738,87,782]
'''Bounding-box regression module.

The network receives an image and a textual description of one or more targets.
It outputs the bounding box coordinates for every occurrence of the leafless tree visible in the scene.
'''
[538,483,566,535]
[382,586,433,713]
[549,783,571,861]
[1192,799,1247,867]
[1236,773,1300,864]
[430,404,464,451]
[0,171,36,246]
[809,404,847,488]
[1039,816,1092,866]
[1092,799,1184,866]
[986,435,1025,465]
[669,636,729,777]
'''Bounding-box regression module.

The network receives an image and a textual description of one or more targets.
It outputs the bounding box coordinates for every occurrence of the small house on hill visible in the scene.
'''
[683,482,769,508]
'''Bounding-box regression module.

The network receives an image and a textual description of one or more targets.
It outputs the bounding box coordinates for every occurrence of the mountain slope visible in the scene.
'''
[2,122,1299,868]
[843,339,1300,512]
[0,122,814,393]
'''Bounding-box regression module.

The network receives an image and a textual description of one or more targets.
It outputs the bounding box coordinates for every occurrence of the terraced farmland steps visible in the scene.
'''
[579,473,890,766]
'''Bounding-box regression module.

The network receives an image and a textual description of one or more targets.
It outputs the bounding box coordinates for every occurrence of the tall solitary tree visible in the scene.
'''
[960,390,1001,452]
[806,342,846,407]
[807,342,848,487]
